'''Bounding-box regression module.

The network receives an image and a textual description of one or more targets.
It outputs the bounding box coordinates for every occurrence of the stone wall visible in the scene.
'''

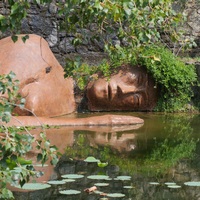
[181,0,200,57]
[0,1,108,67]
[0,1,200,67]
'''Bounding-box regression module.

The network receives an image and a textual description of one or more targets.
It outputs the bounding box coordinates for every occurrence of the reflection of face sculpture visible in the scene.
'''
[87,132,137,152]
[87,66,158,111]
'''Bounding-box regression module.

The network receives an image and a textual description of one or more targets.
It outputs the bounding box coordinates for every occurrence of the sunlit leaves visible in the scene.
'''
[22,35,29,43]
[138,45,197,111]
[0,72,59,198]
[84,156,100,163]
[0,14,5,20]
[1,112,11,123]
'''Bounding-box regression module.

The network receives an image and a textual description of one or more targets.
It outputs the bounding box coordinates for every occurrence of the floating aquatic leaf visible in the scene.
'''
[149,182,160,185]
[94,190,104,194]
[168,185,181,188]
[97,162,108,168]
[116,176,131,181]
[84,156,100,163]
[15,183,51,190]
[62,179,76,182]
[47,180,66,185]
[87,175,110,180]
[59,189,81,195]
[123,185,134,189]
[94,183,109,187]
[165,182,176,185]
[184,181,200,186]
[61,174,84,179]
[107,193,125,197]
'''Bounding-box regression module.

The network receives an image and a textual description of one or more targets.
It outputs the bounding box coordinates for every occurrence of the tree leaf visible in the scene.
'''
[11,35,18,43]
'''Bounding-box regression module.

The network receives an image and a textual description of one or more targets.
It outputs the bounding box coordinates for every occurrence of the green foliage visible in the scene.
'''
[144,126,197,175]
[0,128,59,199]
[57,0,186,48]
[1,0,186,47]
[138,45,197,112]
[0,72,24,122]
[0,73,59,199]
[64,57,111,90]
[0,0,30,35]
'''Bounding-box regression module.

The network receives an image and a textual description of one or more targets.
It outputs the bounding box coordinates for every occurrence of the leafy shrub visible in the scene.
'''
[0,73,59,199]
[65,44,197,112]
[138,45,197,112]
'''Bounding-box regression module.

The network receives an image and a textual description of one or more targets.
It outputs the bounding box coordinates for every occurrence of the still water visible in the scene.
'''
[13,112,200,200]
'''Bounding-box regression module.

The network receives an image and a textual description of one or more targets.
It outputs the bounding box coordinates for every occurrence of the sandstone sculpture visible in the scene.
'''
[0,34,145,127]
[87,65,158,111]
[4,114,144,127]
[0,34,75,117]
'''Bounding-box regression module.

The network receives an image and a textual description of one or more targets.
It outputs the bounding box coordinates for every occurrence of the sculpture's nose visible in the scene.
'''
[117,85,146,96]
[108,83,139,100]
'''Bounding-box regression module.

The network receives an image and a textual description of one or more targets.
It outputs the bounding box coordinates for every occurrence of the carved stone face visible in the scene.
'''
[0,34,75,117]
[86,66,158,111]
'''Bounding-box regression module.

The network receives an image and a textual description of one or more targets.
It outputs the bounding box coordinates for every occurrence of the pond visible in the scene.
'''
[12,112,200,200]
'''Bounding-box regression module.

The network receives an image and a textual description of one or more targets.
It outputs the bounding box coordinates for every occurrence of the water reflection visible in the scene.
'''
[12,113,200,200]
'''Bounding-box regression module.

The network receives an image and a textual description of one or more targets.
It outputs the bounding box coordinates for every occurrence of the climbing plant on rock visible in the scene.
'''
[0,0,190,48]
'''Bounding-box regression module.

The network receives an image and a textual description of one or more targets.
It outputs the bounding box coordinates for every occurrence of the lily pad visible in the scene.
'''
[15,183,51,190]
[61,174,84,179]
[84,156,100,163]
[94,190,104,194]
[184,181,200,186]
[116,176,131,181]
[168,185,181,188]
[47,180,66,185]
[165,182,176,185]
[87,175,110,180]
[149,182,160,185]
[94,183,109,187]
[107,193,125,197]
[62,179,76,182]
[123,186,134,189]
[59,189,81,195]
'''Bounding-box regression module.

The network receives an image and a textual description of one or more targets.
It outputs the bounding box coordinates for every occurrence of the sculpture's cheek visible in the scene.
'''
[13,71,76,117]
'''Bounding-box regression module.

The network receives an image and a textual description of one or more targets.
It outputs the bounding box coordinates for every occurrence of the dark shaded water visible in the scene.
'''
[13,113,200,200]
